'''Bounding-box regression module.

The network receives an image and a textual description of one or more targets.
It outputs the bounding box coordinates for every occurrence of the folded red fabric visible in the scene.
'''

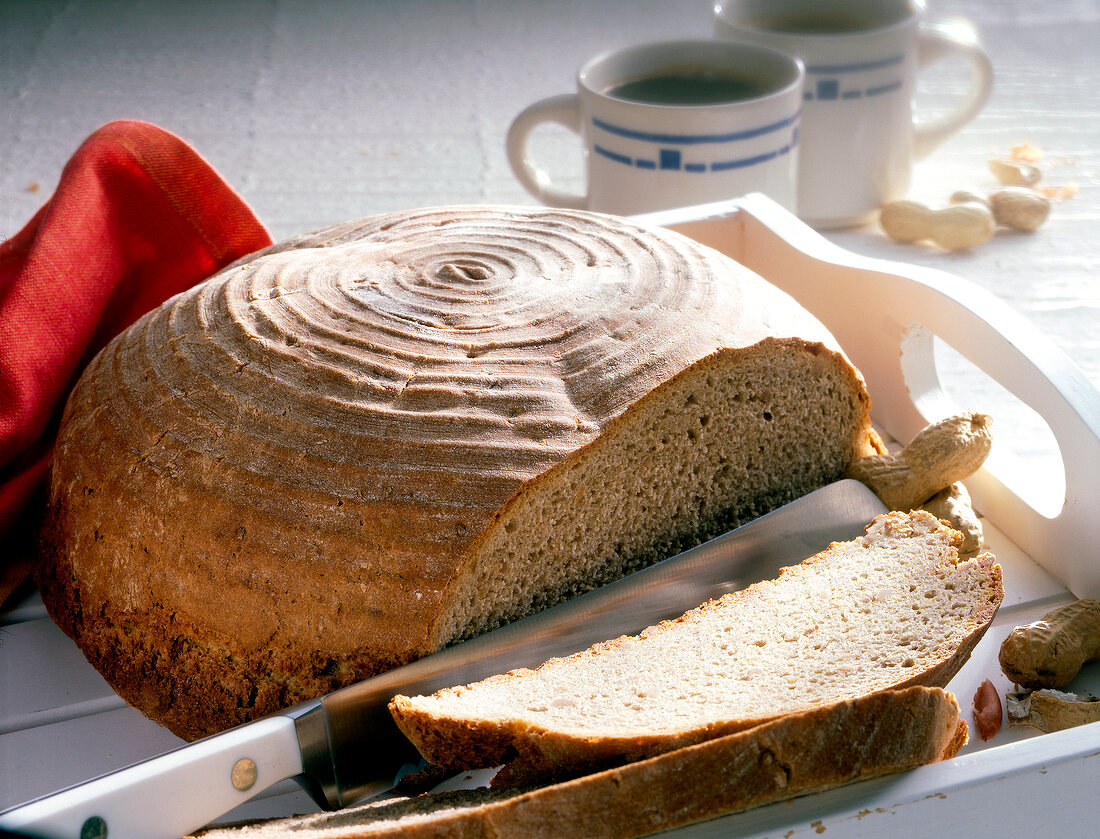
[0,120,272,606]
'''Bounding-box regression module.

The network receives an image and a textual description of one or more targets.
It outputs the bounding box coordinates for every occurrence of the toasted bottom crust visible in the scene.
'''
[192,686,964,839]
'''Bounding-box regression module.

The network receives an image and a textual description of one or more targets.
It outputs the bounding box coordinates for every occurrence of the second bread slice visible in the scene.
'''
[389,510,1003,785]
[195,687,965,839]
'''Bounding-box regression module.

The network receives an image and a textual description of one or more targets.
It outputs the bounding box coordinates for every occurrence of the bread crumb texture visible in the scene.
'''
[36,205,879,739]
[390,510,1001,783]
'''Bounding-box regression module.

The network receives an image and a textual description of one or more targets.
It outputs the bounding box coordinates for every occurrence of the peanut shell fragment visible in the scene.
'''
[989,158,1041,187]
[1006,689,1100,733]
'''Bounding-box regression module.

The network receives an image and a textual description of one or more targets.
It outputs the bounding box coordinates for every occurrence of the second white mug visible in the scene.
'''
[506,39,804,216]
[715,0,994,228]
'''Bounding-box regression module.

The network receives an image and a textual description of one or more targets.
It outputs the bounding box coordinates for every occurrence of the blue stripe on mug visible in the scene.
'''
[805,77,903,101]
[866,80,904,96]
[595,146,633,165]
[805,54,904,74]
[591,112,799,145]
[710,139,796,171]
[593,133,797,173]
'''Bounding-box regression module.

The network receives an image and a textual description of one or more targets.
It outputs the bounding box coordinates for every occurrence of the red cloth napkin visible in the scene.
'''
[0,120,272,606]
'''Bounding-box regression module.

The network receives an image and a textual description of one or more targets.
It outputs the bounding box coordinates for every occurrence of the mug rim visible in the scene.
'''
[577,38,805,111]
[712,0,926,40]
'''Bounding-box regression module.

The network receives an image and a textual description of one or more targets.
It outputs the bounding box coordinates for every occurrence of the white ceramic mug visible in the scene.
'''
[506,39,804,215]
[714,0,993,228]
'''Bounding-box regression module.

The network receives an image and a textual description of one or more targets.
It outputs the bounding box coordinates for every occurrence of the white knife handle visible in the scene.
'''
[0,715,304,839]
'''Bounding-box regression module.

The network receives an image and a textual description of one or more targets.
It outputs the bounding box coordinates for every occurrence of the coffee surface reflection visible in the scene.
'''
[605,68,774,105]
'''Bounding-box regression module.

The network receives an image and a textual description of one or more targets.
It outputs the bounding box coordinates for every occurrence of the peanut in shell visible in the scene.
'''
[999,599,1100,689]
[846,413,993,511]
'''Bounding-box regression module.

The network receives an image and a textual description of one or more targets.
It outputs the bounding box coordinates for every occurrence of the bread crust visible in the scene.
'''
[37,205,880,739]
[191,686,965,839]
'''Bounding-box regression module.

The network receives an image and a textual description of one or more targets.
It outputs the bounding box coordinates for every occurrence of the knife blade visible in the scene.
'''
[0,479,885,839]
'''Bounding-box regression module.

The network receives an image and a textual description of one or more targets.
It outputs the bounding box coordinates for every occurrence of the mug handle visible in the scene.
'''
[506,94,587,209]
[913,16,994,159]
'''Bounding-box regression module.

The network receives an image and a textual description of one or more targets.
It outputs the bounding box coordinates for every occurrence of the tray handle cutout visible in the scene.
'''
[637,195,1100,599]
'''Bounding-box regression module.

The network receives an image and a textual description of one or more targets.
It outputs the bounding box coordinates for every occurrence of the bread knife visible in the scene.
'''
[0,479,886,839]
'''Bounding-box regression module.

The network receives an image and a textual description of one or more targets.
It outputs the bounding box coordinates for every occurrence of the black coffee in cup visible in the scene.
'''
[747,12,880,34]
[605,67,773,105]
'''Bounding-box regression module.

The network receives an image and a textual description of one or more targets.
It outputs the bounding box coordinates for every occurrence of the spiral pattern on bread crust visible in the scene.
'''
[103,206,812,511]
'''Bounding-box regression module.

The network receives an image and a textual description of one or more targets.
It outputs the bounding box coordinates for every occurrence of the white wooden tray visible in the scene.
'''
[2,195,1098,836]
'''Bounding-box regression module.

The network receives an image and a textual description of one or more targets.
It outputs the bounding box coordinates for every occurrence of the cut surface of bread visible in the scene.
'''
[36,205,880,740]
[390,511,1002,785]
[192,686,965,839]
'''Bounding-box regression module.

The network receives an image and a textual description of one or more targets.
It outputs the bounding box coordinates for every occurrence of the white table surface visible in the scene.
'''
[2,0,1098,836]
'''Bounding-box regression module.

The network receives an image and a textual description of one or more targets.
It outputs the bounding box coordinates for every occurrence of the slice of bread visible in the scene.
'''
[390,510,1002,785]
[192,686,966,839]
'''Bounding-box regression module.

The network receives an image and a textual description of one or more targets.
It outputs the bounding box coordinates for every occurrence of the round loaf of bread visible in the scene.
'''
[37,205,880,739]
